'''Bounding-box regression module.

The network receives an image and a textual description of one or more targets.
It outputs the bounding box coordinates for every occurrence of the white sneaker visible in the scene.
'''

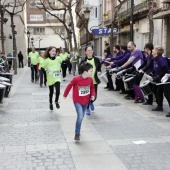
[63,78,66,81]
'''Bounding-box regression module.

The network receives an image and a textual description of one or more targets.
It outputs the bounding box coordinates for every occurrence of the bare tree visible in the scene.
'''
[147,1,159,43]
[48,23,68,49]
[4,0,27,74]
[35,0,78,51]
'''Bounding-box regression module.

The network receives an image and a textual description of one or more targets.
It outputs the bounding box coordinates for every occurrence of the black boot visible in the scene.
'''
[152,106,163,111]
[55,102,60,109]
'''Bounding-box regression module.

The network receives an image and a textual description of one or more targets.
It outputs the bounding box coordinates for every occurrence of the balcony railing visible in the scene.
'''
[116,1,149,20]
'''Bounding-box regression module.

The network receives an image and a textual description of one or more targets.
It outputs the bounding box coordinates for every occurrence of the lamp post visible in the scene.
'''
[31,37,34,47]
[27,31,31,67]
[130,0,134,41]
[83,7,91,45]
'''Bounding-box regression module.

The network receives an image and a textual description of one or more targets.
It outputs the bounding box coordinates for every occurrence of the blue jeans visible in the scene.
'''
[74,103,88,134]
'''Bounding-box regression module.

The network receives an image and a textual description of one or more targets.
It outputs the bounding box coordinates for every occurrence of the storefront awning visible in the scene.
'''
[153,10,170,19]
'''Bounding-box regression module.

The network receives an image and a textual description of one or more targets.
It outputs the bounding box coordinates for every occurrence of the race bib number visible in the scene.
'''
[78,86,90,96]
[54,71,61,78]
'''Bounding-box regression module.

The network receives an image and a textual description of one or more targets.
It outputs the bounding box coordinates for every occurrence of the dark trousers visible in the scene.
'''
[87,84,98,109]
[147,83,153,103]
[19,60,23,68]
[39,69,47,85]
[107,71,114,90]
[49,82,60,104]
[115,77,125,92]
[61,63,67,78]
[153,84,164,107]
[8,61,12,70]
[164,84,170,107]
[68,62,72,73]
[31,64,38,81]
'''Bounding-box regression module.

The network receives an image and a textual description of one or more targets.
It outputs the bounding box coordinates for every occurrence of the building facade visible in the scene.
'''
[76,0,104,57]
[0,1,27,62]
[26,0,66,51]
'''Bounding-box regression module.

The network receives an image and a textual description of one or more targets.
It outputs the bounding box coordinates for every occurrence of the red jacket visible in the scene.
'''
[63,76,96,105]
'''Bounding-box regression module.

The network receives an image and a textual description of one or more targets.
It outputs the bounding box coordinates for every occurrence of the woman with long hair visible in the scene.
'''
[42,46,62,110]
[80,46,101,115]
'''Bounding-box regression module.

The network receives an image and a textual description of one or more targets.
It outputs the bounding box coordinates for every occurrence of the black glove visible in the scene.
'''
[152,76,160,83]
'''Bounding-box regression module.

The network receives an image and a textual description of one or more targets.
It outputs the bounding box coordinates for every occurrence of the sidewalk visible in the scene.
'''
[0,67,170,170]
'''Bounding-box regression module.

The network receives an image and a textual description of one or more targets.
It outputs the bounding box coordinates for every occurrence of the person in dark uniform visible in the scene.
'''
[151,46,169,111]
[18,51,24,68]
[101,49,114,90]
[112,46,131,94]
[80,46,101,115]
[116,42,145,103]
[138,43,154,105]
[106,45,123,91]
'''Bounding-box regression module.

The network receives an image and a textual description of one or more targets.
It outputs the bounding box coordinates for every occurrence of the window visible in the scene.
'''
[29,0,43,7]
[95,7,98,18]
[34,28,45,35]
[30,15,43,21]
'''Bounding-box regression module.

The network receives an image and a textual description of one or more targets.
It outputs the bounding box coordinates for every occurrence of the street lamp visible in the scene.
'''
[27,31,31,67]
[130,0,134,41]
[31,37,34,46]
[83,7,91,45]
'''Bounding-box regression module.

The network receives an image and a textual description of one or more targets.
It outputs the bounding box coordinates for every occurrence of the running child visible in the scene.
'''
[63,62,95,141]
[42,46,62,110]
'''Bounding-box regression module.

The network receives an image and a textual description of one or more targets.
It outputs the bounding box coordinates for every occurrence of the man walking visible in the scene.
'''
[18,51,24,68]
[28,46,39,83]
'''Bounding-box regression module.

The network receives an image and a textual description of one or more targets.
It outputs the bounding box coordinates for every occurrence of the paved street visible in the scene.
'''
[0,67,170,170]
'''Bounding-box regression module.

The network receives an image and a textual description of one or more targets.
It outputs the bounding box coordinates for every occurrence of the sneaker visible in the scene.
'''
[40,84,42,87]
[31,79,34,83]
[63,78,66,81]
[152,106,163,111]
[86,108,91,115]
[166,112,170,117]
[104,87,109,89]
[74,134,80,140]
[55,102,60,109]
[49,104,53,110]
[90,103,95,111]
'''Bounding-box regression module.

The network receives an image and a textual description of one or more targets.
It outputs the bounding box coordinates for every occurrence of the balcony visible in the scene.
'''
[161,0,170,11]
[116,1,149,21]
[153,1,170,19]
